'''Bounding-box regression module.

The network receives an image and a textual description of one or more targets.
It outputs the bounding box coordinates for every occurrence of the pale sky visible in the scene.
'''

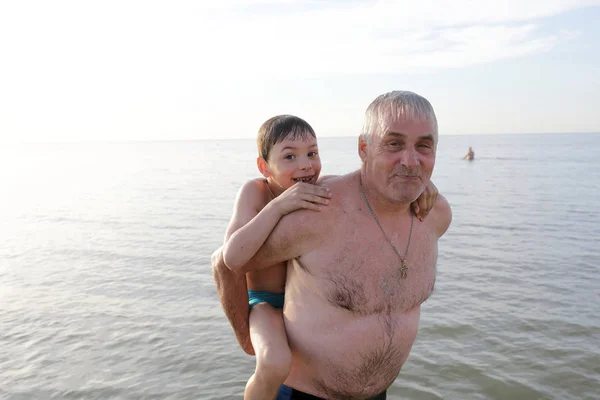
[1,0,599,143]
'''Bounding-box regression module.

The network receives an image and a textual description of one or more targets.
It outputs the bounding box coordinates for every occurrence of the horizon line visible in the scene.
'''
[2,131,598,145]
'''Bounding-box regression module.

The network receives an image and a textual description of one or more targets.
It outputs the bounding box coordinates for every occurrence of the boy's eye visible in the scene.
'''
[284,154,295,160]
[308,151,318,157]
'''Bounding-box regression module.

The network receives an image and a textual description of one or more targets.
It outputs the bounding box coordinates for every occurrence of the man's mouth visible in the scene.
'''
[393,174,421,182]
[293,175,315,183]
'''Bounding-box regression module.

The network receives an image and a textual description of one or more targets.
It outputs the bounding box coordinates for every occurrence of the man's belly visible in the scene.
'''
[282,290,421,399]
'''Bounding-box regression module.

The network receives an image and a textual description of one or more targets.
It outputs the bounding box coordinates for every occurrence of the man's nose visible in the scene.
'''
[399,148,419,168]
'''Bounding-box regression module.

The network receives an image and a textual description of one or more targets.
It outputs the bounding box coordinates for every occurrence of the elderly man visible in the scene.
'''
[212,90,452,399]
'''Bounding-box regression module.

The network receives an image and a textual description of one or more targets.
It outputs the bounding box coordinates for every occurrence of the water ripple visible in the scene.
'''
[2,136,600,399]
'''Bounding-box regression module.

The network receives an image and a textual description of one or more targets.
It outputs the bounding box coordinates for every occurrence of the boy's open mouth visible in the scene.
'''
[293,175,315,183]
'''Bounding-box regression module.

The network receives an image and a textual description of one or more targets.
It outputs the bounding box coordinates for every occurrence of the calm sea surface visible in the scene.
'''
[1,133,599,400]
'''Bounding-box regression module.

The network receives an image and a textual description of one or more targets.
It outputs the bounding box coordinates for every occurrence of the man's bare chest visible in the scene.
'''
[298,224,438,315]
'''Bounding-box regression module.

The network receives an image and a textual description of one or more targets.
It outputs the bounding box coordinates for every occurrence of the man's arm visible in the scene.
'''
[212,207,327,354]
[431,194,452,238]
[211,246,255,355]
[212,180,265,356]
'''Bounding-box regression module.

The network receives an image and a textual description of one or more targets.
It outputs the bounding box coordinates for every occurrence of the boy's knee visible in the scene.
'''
[257,346,292,380]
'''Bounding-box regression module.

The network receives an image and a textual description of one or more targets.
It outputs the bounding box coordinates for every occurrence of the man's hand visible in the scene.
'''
[272,182,331,216]
[211,247,255,355]
[411,180,439,221]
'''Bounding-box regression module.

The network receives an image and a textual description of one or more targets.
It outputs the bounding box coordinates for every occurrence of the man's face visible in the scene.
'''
[360,115,437,204]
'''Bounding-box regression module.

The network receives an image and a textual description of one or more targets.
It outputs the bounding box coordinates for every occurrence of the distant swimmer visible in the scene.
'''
[463,146,475,160]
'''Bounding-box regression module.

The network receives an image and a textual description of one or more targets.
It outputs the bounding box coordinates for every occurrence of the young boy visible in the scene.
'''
[221,115,438,399]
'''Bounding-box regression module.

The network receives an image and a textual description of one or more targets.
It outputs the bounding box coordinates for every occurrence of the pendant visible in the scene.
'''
[399,259,409,279]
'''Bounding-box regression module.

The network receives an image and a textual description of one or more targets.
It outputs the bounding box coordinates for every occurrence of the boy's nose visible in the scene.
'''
[300,158,313,170]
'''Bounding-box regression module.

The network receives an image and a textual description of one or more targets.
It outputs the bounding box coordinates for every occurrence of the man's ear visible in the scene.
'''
[257,157,270,178]
[358,136,368,162]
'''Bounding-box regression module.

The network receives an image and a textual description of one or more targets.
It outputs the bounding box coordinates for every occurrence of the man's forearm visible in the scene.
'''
[211,247,255,355]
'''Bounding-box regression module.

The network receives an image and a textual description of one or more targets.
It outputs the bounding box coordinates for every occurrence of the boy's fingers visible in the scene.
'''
[301,185,331,198]
[430,194,437,209]
[412,203,420,216]
[305,194,330,205]
[304,201,322,211]
[423,198,431,213]
[312,185,331,196]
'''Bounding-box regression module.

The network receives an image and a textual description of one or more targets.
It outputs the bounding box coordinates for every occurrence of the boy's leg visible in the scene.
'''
[245,303,292,400]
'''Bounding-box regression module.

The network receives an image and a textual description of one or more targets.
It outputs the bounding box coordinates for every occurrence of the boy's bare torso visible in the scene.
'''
[281,173,441,399]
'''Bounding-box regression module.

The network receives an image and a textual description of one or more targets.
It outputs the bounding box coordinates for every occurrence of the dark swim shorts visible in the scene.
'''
[277,384,386,399]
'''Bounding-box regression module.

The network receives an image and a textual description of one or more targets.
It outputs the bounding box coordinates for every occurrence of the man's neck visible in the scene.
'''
[357,172,412,217]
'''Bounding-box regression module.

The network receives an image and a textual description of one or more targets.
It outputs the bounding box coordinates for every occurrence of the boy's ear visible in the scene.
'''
[256,157,270,178]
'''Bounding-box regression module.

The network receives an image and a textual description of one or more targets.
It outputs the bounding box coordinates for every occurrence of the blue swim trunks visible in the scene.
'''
[248,290,284,309]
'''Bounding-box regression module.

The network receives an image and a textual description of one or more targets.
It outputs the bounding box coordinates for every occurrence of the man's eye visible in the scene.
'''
[390,142,402,147]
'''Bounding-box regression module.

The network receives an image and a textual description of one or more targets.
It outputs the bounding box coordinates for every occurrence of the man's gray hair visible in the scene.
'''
[360,91,438,143]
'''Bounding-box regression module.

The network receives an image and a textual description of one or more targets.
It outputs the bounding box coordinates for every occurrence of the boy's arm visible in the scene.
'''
[223,180,331,270]
[210,180,267,356]
[432,194,452,238]
[222,180,284,270]
[239,207,331,274]
[411,180,439,221]
[213,179,328,354]
[212,207,326,355]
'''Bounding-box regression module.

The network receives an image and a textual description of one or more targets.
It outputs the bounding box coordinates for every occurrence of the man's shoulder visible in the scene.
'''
[271,173,359,252]
[288,173,357,224]
[430,194,452,237]
[280,176,355,231]
[317,174,339,183]
[318,171,358,189]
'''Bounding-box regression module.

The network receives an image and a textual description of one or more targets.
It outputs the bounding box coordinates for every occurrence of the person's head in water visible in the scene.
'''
[464,146,475,160]
[256,115,322,196]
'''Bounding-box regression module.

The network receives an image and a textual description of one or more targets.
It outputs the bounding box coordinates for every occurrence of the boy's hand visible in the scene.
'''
[273,183,332,216]
[412,180,438,221]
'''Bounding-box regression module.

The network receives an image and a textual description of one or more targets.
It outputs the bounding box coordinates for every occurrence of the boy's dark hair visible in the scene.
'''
[257,115,316,161]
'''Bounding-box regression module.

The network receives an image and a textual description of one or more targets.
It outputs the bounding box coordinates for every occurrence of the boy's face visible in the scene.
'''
[260,135,321,191]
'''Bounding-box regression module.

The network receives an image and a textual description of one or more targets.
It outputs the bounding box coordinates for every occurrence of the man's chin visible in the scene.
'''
[389,194,420,206]
[390,186,424,204]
